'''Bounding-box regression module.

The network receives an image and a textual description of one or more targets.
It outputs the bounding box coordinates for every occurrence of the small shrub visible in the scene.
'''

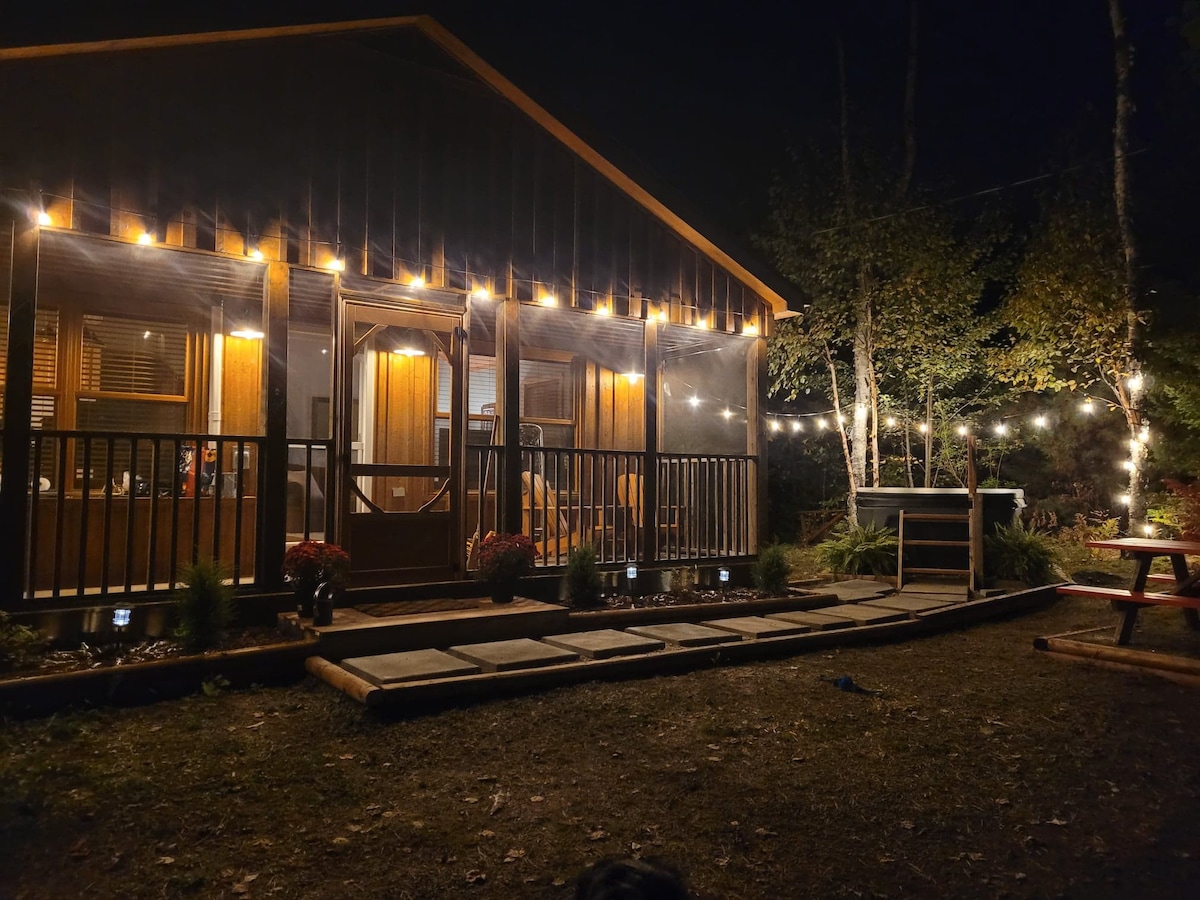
[668,567,697,598]
[174,558,235,651]
[0,610,47,671]
[564,545,604,608]
[815,522,898,576]
[752,543,792,595]
[985,520,1065,586]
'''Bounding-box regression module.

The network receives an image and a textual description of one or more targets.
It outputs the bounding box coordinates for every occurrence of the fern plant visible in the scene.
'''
[816,522,898,576]
[752,543,792,595]
[0,611,47,671]
[564,545,604,608]
[984,520,1065,586]
[174,558,236,651]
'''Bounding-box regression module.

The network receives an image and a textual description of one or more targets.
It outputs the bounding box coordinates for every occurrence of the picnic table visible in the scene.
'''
[1058,538,1200,645]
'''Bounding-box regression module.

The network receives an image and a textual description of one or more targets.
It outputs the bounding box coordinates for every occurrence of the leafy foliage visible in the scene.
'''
[1148,480,1200,540]
[668,567,697,598]
[816,522,898,576]
[564,545,604,608]
[984,521,1065,586]
[173,558,235,652]
[751,543,792,596]
[0,610,48,671]
[281,541,351,587]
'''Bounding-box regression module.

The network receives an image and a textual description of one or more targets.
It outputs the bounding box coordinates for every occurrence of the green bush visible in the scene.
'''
[0,610,47,671]
[985,520,1065,586]
[752,543,792,595]
[174,558,236,651]
[816,522,898,576]
[668,566,697,598]
[564,545,604,608]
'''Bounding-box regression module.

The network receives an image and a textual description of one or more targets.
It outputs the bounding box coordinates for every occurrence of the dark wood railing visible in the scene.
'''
[286,439,334,542]
[23,430,265,601]
[657,453,755,561]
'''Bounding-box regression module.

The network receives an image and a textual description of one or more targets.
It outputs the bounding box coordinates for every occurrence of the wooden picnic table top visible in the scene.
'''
[1085,537,1200,556]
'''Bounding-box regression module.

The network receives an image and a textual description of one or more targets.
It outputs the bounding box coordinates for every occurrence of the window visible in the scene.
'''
[0,307,59,428]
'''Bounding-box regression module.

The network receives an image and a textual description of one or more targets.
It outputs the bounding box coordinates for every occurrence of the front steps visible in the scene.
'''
[297,581,1058,709]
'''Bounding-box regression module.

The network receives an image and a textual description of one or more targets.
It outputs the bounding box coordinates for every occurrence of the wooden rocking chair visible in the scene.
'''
[521,471,585,563]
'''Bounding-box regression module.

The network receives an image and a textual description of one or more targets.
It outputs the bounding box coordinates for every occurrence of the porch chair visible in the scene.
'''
[521,470,587,563]
[615,473,680,553]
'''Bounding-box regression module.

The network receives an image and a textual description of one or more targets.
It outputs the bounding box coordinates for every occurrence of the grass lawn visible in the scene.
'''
[3,594,1200,899]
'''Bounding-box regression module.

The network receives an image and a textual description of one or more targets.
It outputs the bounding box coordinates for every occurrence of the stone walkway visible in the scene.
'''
[304,578,1051,709]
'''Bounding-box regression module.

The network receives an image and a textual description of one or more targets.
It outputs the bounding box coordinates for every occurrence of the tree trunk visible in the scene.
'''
[826,346,858,525]
[1110,0,1145,527]
[852,301,871,489]
[904,423,915,488]
[869,359,881,487]
[923,377,934,487]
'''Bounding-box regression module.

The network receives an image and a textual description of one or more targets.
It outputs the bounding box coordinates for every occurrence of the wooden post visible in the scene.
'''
[449,314,468,577]
[966,434,984,595]
[498,296,522,535]
[0,220,38,607]
[748,334,768,556]
[257,260,289,591]
[641,320,659,565]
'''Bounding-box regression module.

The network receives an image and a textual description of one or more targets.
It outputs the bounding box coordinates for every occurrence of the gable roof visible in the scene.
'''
[0,15,799,318]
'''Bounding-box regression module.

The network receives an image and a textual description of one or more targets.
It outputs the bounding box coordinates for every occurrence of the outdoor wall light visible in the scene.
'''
[595,304,611,316]
[622,372,643,382]
[539,294,558,306]
[249,248,264,261]
[626,564,638,581]
[112,607,132,629]
[472,287,490,300]
[137,232,154,245]
[393,346,426,357]
[409,276,425,288]
[230,328,265,340]
[325,258,345,272]
[742,322,759,337]
[35,210,52,226]
[657,308,669,322]
[695,317,708,329]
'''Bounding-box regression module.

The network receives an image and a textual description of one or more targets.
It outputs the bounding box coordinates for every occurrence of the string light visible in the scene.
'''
[957,425,969,437]
[769,419,782,432]
[791,420,803,433]
[993,423,1007,436]
[1033,415,1047,428]
[918,423,928,434]
[1081,399,1094,414]
[885,416,896,428]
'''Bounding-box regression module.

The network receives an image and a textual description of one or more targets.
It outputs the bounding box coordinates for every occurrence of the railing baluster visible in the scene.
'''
[124,439,139,593]
[27,435,44,601]
[100,435,115,596]
[77,437,93,597]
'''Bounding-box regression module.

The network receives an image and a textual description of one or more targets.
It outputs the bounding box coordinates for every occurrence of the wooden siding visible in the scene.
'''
[0,27,773,333]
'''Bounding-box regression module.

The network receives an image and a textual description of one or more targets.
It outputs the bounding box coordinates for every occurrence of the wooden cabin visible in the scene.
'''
[0,16,797,607]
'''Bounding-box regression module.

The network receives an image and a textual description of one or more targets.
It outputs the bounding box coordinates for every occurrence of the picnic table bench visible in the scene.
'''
[1057,538,1200,645]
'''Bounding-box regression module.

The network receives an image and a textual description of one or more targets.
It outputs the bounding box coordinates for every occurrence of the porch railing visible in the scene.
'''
[22,430,265,601]
[286,439,334,542]
[464,446,756,570]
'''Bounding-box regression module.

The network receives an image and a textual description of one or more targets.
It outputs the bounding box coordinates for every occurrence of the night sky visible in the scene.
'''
[2,0,1186,245]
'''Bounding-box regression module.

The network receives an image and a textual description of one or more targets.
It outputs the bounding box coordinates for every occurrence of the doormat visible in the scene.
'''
[355,598,483,618]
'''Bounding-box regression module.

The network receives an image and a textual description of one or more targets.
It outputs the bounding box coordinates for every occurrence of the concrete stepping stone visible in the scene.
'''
[542,629,665,660]
[342,649,481,686]
[625,623,743,647]
[831,603,911,625]
[703,616,813,638]
[828,579,892,592]
[861,595,955,613]
[767,610,856,630]
[447,638,578,673]
[822,581,891,602]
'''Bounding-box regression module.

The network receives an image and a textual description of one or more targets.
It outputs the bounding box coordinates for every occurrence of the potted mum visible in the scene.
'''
[282,541,351,619]
[476,532,537,604]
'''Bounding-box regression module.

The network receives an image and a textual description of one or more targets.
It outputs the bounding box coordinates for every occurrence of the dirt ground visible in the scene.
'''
[3,594,1200,900]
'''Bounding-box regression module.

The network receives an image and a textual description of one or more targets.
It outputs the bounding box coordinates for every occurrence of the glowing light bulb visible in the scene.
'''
[1033,415,1047,428]
[742,322,759,337]
[1142,524,1155,537]
[722,408,733,420]
[769,419,781,432]
[595,304,611,316]
[249,248,264,261]
[791,420,802,433]
[35,210,52,226]
[918,423,928,434]
[957,425,969,437]
[1127,374,1143,392]
[326,258,345,272]
[137,232,153,245]
[816,418,827,430]
[472,287,490,300]
[1119,493,1131,505]
[885,417,896,428]
[836,414,846,425]
[1138,426,1150,443]
[695,317,708,329]
[657,308,669,322]
[994,423,1007,436]
[623,372,643,382]
[688,396,701,409]
[539,294,557,307]
[409,276,425,288]
[1081,399,1094,414]
[1122,459,1135,471]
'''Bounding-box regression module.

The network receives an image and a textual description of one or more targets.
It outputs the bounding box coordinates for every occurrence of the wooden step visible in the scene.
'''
[902,567,970,577]
[903,539,970,548]
[900,513,969,523]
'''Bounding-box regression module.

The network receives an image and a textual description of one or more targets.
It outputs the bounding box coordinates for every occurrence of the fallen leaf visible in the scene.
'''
[463,797,480,804]
[157,857,175,865]
[1046,817,1068,826]
[332,837,350,846]
[339,753,355,760]
[246,722,264,730]
[465,869,487,884]
[589,830,608,841]
[529,795,545,803]
[489,791,510,816]
[901,821,915,830]
[231,885,249,895]
[479,829,495,839]
[503,848,526,863]
[754,827,778,837]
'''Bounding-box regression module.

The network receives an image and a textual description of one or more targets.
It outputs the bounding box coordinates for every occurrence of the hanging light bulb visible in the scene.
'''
[816,418,827,430]
[918,423,928,434]
[957,424,969,437]
[791,420,802,433]
[1142,523,1155,537]
[722,408,733,420]
[1033,415,1047,428]
[993,423,1007,436]
[688,396,701,409]
[1081,398,1094,414]
[1119,493,1131,505]
[769,419,781,432]
[1127,374,1144,392]
[885,416,896,428]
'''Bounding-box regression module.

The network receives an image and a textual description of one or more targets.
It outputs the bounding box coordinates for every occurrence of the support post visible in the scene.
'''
[641,321,659,565]
[498,296,522,535]
[966,434,984,595]
[748,334,768,556]
[257,260,289,590]
[0,220,38,608]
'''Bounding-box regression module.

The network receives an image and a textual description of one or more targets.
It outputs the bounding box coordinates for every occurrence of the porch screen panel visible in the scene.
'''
[659,326,752,456]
